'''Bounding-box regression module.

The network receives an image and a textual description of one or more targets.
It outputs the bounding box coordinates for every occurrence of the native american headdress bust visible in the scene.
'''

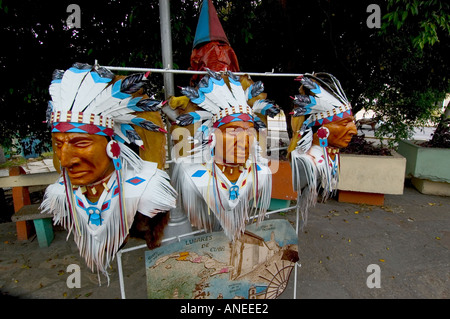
[41,62,177,282]
[166,69,280,241]
[288,72,357,223]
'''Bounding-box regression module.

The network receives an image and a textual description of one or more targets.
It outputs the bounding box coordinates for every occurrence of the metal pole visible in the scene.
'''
[116,251,126,299]
[159,0,174,98]
[158,0,193,241]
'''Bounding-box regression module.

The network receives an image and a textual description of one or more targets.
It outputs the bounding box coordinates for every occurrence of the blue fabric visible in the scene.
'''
[192,170,207,178]
[193,0,211,47]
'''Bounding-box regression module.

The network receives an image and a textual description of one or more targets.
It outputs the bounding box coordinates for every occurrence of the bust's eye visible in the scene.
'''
[340,119,352,126]
[225,128,240,135]
[74,140,92,148]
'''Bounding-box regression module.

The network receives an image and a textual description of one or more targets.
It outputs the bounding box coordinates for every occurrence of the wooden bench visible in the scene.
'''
[10,204,54,248]
[0,165,60,246]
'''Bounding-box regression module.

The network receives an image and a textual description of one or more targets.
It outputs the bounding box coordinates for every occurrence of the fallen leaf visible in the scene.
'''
[435,237,441,240]
[379,259,385,262]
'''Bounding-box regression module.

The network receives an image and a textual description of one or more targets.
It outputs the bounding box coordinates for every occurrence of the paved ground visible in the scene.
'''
[0,181,449,300]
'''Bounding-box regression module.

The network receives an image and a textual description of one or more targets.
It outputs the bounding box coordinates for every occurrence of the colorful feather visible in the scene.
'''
[196,70,236,112]
[245,81,264,100]
[252,99,280,117]
[253,116,267,130]
[301,73,349,108]
[72,69,114,111]
[131,118,167,133]
[59,63,91,111]
[120,72,150,94]
[226,71,247,106]
[45,101,53,128]
[136,98,163,112]
[48,69,64,109]
[176,111,212,126]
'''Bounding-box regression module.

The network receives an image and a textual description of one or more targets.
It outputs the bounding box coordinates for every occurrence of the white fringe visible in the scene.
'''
[172,159,271,242]
[40,159,177,285]
[40,174,127,285]
[291,145,339,226]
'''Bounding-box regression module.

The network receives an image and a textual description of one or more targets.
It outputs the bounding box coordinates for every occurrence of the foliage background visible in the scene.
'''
[0,0,448,155]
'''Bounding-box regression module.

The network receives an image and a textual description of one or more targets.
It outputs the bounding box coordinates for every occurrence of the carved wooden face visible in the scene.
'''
[213,121,256,165]
[321,116,358,148]
[53,132,115,186]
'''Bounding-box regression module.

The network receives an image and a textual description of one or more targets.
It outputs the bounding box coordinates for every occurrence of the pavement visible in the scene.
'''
[0,180,449,300]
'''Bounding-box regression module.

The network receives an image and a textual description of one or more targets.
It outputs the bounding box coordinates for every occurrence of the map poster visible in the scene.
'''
[145,219,299,299]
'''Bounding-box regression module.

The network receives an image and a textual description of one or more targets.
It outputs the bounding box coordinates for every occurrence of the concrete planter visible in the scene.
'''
[397,139,450,196]
[337,151,406,205]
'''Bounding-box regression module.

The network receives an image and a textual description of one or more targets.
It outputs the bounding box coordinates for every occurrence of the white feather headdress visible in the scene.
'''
[47,62,166,153]
[173,69,280,161]
[292,73,352,135]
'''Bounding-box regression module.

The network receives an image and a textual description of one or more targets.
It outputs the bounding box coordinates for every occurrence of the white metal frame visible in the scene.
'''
[105,65,303,78]
[104,65,303,300]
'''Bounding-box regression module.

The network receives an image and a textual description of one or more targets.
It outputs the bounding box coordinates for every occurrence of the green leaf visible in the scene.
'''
[402,11,408,22]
